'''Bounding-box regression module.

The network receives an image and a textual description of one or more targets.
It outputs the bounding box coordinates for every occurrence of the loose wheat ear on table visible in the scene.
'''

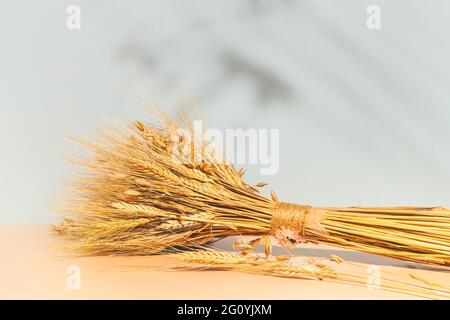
[52,113,450,269]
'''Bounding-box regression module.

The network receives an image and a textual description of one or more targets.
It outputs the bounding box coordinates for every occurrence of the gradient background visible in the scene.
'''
[1,1,450,223]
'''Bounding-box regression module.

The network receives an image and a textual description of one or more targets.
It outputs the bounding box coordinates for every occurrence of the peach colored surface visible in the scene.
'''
[0,226,449,300]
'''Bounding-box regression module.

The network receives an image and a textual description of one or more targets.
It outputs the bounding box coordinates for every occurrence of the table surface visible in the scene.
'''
[1,226,449,300]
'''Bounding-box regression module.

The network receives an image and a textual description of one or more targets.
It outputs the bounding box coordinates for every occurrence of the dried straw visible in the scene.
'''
[53,111,450,269]
[174,249,450,299]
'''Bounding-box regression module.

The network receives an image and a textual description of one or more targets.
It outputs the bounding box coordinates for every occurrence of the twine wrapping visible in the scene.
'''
[271,202,325,240]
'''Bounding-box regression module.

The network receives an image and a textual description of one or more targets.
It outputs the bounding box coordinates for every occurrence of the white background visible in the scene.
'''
[1,0,449,223]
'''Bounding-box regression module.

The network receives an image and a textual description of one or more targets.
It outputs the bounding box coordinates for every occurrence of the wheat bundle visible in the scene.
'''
[53,112,450,268]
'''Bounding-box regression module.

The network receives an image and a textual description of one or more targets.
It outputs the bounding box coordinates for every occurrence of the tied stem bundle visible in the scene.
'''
[53,112,450,268]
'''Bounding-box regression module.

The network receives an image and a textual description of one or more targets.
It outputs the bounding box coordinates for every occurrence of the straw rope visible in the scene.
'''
[271,202,325,237]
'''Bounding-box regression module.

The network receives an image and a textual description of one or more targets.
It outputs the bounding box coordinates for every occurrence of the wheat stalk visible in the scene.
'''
[174,250,450,299]
[53,111,450,269]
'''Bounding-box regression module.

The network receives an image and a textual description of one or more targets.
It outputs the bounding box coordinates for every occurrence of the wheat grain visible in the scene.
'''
[174,249,450,299]
[54,110,450,269]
